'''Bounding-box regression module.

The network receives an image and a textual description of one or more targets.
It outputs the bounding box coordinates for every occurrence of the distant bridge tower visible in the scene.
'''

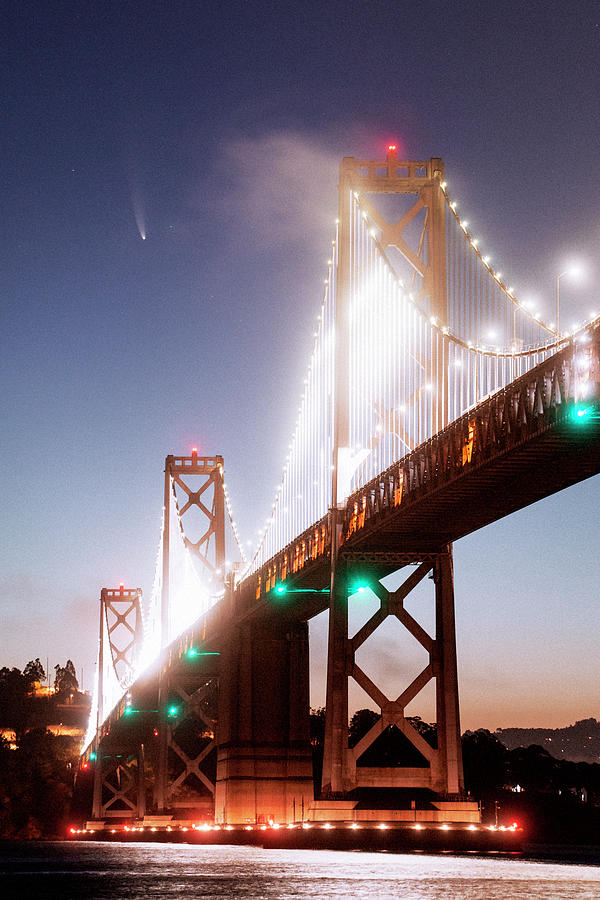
[160,451,226,648]
[92,586,144,820]
[322,151,465,802]
[155,451,226,814]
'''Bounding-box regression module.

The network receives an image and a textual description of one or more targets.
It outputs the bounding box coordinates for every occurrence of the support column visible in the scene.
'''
[91,744,103,819]
[321,552,349,796]
[155,670,169,812]
[137,743,146,819]
[161,461,171,649]
[92,590,105,819]
[434,544,464,795]
[215,617,313,824]
[155,457,172,812]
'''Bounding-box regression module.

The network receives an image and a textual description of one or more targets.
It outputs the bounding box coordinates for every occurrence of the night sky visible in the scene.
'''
[2,0,599,730]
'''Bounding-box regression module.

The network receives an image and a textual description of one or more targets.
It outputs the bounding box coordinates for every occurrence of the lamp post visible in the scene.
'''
[555,262,585,336]
[555,271,564,336]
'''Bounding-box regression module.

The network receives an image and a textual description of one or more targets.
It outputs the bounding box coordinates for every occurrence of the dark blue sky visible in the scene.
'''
[2,0,599,728]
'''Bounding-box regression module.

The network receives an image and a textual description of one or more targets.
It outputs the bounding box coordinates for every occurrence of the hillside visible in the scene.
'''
[495,718,600,764]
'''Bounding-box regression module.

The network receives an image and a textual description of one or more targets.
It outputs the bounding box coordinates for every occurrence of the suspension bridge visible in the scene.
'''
[78,148,600,830]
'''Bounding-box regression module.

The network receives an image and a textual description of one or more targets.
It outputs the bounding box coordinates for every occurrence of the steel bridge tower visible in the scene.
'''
[155,452,226,814]
[322,150,464,802]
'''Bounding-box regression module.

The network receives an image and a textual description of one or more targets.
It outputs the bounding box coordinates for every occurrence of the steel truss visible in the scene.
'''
[92,585,145,820]
[92,746,146,819]
[321,547,462,797]
[155,453,225,812]
[101,587,143,685]
[161,677,218,806]
[164,452,225,597]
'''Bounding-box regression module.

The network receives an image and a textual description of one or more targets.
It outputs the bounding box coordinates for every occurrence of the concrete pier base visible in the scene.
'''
[215,617,314,824]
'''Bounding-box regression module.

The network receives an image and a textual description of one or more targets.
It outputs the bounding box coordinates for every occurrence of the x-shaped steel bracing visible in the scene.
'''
[167,681,217,798]
[347,561,438,776]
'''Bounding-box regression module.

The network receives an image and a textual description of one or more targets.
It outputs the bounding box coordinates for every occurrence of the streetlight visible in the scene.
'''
[556,262,585,336]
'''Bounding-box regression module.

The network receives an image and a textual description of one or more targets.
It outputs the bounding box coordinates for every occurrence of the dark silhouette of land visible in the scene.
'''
[2,659,599,845]
[495,718,600,765]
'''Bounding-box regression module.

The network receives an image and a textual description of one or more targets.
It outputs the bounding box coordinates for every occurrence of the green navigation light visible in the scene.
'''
[167,705,179,718]
[273,584,329,595]
[187,647,220,657]
[570,403,599,424]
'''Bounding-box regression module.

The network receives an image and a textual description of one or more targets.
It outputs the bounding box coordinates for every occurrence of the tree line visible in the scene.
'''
[309,709,600,842]
[0,659,81,739]
[2,683,600,840]
[0,659,84,838]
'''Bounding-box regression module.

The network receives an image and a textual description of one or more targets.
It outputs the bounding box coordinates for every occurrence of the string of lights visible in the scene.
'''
[220,465,247,565]
[243,224,339,575]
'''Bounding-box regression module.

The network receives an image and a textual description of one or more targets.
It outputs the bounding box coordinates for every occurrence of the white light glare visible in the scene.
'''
[561,260,586,282]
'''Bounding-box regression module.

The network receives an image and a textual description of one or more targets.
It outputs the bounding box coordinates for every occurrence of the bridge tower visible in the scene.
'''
[91,586,145,821]
[322,151,466,808]
[155,451,226,815]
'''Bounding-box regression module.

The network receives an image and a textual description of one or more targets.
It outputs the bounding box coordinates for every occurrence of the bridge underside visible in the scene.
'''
[353,419,600,555]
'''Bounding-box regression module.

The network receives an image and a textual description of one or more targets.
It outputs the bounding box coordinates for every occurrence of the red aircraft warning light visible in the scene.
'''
[388,144,397,151]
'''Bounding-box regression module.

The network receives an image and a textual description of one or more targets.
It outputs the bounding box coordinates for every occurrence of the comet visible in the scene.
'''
[130,173,147,241]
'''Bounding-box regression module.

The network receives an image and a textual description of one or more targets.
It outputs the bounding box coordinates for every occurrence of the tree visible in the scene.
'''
[349,708,379,747]
[407,715,438,749]
[462,729,509,798]
[0,667,28,737]
[310,707,326,747]
[23,659,46,692]
[54,660,78,696]
[0,728,80,838]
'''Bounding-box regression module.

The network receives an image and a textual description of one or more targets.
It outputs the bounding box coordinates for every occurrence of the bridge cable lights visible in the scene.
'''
[442,185,561,341]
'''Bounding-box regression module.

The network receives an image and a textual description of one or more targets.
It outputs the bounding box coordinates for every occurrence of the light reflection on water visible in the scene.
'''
[1,842,599,898]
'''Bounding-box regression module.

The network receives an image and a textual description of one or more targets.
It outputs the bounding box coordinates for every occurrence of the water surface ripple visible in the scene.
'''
[1,842,599,898]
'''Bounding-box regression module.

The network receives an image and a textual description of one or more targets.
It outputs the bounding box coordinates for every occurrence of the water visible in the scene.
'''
[1,842,599,898]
